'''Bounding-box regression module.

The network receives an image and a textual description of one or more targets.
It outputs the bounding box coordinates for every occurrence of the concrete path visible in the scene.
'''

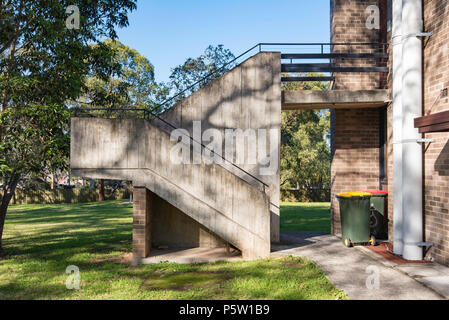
[272,232,444,300]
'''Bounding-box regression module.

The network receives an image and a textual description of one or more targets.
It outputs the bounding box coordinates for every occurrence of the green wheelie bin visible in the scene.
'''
[337,192,376,247]
[361,190,388,240]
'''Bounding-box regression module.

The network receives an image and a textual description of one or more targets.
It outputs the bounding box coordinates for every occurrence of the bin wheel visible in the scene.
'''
[369,235,376,246]
[344,238,353,248]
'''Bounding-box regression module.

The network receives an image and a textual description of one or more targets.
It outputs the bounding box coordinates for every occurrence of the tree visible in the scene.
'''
[165,45,235,110]
[98,179,105,202]
[73,39,167,200]
[281,72,331,91]
[281,75,331,202]
[0,104,70,252]
[0,0,137,255]
[75,39,167,112]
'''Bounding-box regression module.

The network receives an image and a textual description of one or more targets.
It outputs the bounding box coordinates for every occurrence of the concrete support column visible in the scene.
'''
[132,187,152,259]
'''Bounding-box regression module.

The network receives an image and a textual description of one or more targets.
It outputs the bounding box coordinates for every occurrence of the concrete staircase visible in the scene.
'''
[71,117,271,258]
[71,52,281,259]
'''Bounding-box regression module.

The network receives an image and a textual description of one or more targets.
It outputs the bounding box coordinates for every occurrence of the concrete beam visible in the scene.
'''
[281,90,389,110]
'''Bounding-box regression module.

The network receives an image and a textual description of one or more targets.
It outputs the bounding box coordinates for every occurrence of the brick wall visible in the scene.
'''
[385,0,449,265]
[330,0,387,90]
[330,0,386,236]
[132,187,152,259]
[331,109,381,235]
[331,0,449,266]
[422,0,449,265]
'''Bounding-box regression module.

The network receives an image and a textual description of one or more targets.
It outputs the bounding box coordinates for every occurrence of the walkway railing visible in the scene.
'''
[73,42,389,194]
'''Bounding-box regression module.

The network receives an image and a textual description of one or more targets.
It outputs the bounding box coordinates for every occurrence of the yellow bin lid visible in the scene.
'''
[337,192,372,198]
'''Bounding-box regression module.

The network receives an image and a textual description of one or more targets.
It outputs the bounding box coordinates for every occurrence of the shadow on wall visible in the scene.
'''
[435,138,449,176]
[150,192,226,249]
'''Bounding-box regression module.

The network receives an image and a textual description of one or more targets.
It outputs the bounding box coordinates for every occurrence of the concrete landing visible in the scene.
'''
[281,90,389,110]
[272,232,444,300]
[134,247,242,265]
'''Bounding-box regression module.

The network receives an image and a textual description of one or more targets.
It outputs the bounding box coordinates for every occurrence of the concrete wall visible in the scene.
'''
[71,115,271,258]
[156,52,282,242]
[151,192,226,249]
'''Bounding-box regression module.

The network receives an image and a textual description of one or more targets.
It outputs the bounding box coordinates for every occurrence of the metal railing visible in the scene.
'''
[151,42,388,112]
[72,105,270,191]
[73,42,389,192]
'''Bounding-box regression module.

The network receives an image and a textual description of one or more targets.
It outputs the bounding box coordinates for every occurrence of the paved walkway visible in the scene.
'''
[272,232,445,300]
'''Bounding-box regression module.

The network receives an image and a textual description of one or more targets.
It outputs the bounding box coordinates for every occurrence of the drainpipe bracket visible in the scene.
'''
[404,241,434,247]
[395,138,435,144]
[402,32,433,40]
[418,242,434,248]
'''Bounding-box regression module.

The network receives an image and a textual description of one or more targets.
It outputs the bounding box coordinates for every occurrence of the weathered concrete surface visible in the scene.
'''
[156,52,282,242]
[71,118,271,259]
[151,192,226,249]
[71,53,282,258]
[281,90,389,110]
[272,232,443,300]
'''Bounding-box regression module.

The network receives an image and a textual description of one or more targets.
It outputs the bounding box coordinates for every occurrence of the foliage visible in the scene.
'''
[281,76,331,202]
[0,200,345,300]
[281,72,331,91]
[165,45,235,110]
[0,0,137,253]
[0,104,70,178]
[0,0,138,110]
[74,39,168,112]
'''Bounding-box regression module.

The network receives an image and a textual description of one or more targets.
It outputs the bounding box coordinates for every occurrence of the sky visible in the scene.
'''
[116,0,330,83]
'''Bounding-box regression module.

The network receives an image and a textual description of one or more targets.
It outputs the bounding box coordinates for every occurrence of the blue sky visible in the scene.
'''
[116,0,330,83]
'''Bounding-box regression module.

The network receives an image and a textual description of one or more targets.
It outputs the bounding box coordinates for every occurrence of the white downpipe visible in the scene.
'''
[392,0,404,255]
[401,0,424,261]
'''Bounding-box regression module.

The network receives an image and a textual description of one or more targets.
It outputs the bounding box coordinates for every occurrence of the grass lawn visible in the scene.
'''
[0,200,343,300]
[280,202,331,233]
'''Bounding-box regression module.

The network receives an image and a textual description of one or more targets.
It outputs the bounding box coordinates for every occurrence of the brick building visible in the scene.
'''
[330,0,449,265]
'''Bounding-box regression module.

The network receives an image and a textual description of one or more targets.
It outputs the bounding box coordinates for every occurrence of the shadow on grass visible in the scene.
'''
[1,201,344,300]
[4,201,133,260]
[280,203,331,233]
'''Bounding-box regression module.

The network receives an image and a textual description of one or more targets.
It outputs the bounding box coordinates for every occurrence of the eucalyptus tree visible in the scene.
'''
[0,0,137,255]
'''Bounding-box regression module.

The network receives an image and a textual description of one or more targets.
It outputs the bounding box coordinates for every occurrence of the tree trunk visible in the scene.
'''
[0,175,19,256]
[50,172,55,190]
[98,179,105,202]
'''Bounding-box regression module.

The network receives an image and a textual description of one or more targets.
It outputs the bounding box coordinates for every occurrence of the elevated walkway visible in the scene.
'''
[282,89,389,110]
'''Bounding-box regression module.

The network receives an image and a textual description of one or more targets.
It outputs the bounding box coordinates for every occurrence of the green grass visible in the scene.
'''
[280,202,331,233]
[0,200,343,300]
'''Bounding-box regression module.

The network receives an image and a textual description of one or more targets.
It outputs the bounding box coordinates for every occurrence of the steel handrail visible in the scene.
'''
[72,106,270,190]
[150,42,389,114]
[73,42,388,192]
